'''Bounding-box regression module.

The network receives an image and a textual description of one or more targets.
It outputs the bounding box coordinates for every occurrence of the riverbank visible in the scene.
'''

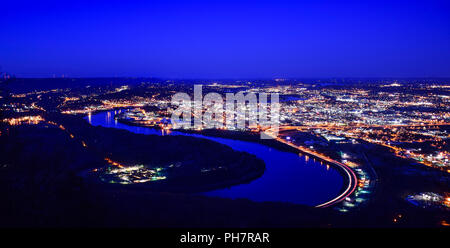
[116,116,297,152]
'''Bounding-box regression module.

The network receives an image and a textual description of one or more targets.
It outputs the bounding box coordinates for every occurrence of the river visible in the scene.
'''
[87,110,343,206]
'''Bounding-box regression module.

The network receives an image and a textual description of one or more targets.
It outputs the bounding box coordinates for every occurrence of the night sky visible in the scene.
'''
[2,0,449,78]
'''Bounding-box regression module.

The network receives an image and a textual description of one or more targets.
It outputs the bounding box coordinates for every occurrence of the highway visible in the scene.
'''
[264,129,358,208]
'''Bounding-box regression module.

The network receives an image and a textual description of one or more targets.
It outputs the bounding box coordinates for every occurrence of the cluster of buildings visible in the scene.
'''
[95,159,166,184]
[268,84,449,172]
[406,192,450,210]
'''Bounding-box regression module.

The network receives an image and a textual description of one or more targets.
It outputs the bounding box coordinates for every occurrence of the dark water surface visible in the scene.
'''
[87,111,343,206]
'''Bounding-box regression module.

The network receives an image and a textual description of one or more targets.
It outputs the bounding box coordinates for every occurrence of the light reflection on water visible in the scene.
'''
[87,111,343,206]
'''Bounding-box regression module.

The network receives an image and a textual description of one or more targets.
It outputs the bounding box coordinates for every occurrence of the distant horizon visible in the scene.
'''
[5,76,450,80]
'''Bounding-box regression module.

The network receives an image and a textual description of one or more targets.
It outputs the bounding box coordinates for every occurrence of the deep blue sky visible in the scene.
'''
[2,0,449,78]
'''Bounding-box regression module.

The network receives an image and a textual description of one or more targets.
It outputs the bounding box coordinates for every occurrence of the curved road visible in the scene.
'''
[264,130,358,208]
